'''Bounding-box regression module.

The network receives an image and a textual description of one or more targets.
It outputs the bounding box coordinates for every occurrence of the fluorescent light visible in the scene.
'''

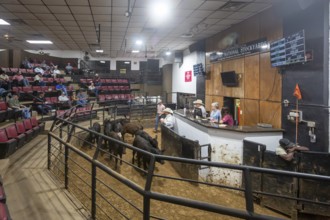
[0,19,10,25]
[216,52,223,55]
[96,49,103,53]
[100,61,105,63]
[136,40,143,45]
[124,61,130,64]
[132,50,140,53]
[165,51,171,56]
[149,2,171,24]
[26,40,53,44]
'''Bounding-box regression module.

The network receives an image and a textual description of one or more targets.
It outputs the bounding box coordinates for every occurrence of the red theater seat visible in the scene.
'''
[5,125,26,149]
[10,68,18,73]
[105,94,113,100]
[98,94,105,103]
[22,86,33,94]
[31,117,45,132]
[105,79,111,84]
[100,79,106,83]
[20,68,27,73]
[111,79,117,83]
[26,69,34,74]
[0,202,11,220]
[23,119,37,137]
[113,86,119,91]
[0,129,17,159]
[119,94,126,100]
[16,121,33,142]
[107,86,114,91]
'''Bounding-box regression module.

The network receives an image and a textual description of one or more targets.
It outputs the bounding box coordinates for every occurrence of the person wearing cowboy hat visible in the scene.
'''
[210,102,221,122]
[276,138,309,162]
[154,99,165,132]
[160,107,175,129]
[193,99,207,118]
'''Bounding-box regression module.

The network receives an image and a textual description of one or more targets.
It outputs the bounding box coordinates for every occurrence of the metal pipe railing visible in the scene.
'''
[47,116,330,220]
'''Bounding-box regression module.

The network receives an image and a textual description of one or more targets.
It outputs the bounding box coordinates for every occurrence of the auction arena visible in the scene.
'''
[47,113,286,220]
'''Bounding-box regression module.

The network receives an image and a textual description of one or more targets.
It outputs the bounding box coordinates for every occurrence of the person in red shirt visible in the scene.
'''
[220,107,234,126]
[12,71,30,87]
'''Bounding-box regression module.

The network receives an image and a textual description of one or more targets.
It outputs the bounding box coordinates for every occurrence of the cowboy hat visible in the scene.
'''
[163,108,173,114]
[157,99,162,104]
[193,99,204,105]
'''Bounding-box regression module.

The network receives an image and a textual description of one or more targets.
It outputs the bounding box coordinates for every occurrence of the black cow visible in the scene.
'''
[107,131,124,170]
[132,135,164,171]
[83,122,101,149]
[121,123,143,141]
[135,130,158,148]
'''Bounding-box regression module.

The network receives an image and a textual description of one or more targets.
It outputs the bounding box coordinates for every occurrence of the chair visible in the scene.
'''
[33,86,42,92]
[117,79,123,83]
[0,102,14,121]
[111,79,117,83]
[100,86,107,91]
[113,94,119,100]
[107,86,114,91]
[113,86,119,91]
[16,121,33,142]
[12,87,20,94]
[105,94,113,100]
[0,129,17,159]
[119,94,126,100]
[51,97,58,103]
[10,68,18,73]
[119,86,125,91]
[22,86,33,94]
[26,69,34,74]
[122,79,129,83]
[23,119,38,137]
[98,95,105,104]
[5,125,26,149]
[100,79,106,83]
[105,79,111,84]
[30,117,43,133]
[20,68,27,73]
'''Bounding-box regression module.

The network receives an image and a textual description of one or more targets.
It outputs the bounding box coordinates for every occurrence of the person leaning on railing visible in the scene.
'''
[276,138,309,162]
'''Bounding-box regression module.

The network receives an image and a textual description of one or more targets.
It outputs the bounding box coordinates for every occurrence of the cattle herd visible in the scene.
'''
[83,118,164,171]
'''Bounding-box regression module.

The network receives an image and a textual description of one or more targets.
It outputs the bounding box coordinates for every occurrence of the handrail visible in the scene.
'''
[48,114,330,220]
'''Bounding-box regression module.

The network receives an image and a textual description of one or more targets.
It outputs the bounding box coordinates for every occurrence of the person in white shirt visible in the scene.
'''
[193,99,207,118]
[154,99,165,132]
[52,65,61,78]
[58,92,71,107]
[160,108,175,129]
[65,63,73,75]
[34,73,46,86]
[34,67,45,75]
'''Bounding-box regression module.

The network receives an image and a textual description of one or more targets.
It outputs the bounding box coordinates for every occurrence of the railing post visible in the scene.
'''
[243,168,254,214]
[47,133,51,170]
[59,125,63,150]
[91,162,97,220]
[64,144,69,189]
[143,156,156,220]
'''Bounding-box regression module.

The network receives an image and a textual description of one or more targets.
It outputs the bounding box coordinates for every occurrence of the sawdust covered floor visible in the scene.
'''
[64,120,287,220]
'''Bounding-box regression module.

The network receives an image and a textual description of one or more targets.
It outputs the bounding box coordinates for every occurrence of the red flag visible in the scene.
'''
[293,83,302,100]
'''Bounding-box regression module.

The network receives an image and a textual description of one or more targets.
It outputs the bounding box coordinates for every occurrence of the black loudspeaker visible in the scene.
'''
[174,51,183,63]
[188,40,205,53]
[297,0,314,10]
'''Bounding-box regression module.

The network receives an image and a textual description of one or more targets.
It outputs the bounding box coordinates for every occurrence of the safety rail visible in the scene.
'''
[47,115,330,220]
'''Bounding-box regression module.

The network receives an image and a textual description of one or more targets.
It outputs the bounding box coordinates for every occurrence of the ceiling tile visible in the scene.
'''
[112,0,128,7]
[89,0,111,7]
[42,0,66,5]
[241,3,271,12]
[35,13,57,20]
[13,13,38,20]
[43,20,61,26]
[48,6,71,14]
[208,11,232,19]
[3,4,29,13]
[24,19,44,26]
[91,7,111,15]
[189,10,213,18]
[74,14,93,21]
[66,0,89,6]
[55,14,75,20]
[69,6,91,14]
[60,20,77,26]
[93,15,111,22]
[198,1,227,10]
[111,7,126,15]
[227,12,253,20]
[50,26,65,31]
[19,0,43,4]
[25,5,50,13]
[77,21,95,27]
[177,0,203,9]
[64,26,81,31]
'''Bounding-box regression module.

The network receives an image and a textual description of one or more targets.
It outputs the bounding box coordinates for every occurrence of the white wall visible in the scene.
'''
[24,50,162,71]
[171,49,197,103]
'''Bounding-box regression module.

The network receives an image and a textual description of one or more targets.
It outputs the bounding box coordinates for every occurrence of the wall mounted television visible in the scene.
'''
[221,71,239,87]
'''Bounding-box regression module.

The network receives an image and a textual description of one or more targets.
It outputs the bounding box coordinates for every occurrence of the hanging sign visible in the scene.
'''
[185,71,192,82]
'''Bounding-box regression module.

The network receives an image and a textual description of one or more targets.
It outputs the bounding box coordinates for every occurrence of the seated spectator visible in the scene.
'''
[22,57,33,69]
[76,90,88,106]
[71,91,78,105]
[160,108,175,129]
[276,138,309,162]
[88,82,99,96]
[33,92,52,115]
[12,71,30,87]
[0,69,11,90]
[40,60,48,69]
[34,66,45,75]
[65,63,73,75]
[34,73,46,86]
[52,65,61,78]
[93,74,101,85]
[55,81,67,96]
[58,92,71,108]
[7,94,30,119]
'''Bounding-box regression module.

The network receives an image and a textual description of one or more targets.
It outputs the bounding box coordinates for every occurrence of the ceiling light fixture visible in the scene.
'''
[26,40,53,44]
[181,33,193,38]
[261,44,269,49]
[165,51,171,56]
[149,1,171,24]
[124,61,130,64]
[100,61,106,63]
[136,40,143,45]
[132,50,140,53]
[96,49,104,53]
[0,19,10,25]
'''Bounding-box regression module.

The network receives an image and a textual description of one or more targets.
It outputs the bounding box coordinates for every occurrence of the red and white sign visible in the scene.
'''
[185,71,192,82]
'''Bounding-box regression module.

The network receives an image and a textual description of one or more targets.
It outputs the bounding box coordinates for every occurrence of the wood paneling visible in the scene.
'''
[213,63,222,96]
[205,95,212,111]
[244,55,260,100]
[260,52,282,102]
[259,101,282,128]
[241,99,260,126]
[0,50,9,67]
[222,58,245,98]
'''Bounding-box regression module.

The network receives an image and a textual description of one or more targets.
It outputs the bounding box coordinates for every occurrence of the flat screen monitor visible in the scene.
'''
[194,108,203,118]
[221,71,238,87]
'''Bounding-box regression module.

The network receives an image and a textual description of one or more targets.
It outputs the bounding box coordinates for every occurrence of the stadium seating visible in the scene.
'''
[5,125,26,149]
[0,129,17,159]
